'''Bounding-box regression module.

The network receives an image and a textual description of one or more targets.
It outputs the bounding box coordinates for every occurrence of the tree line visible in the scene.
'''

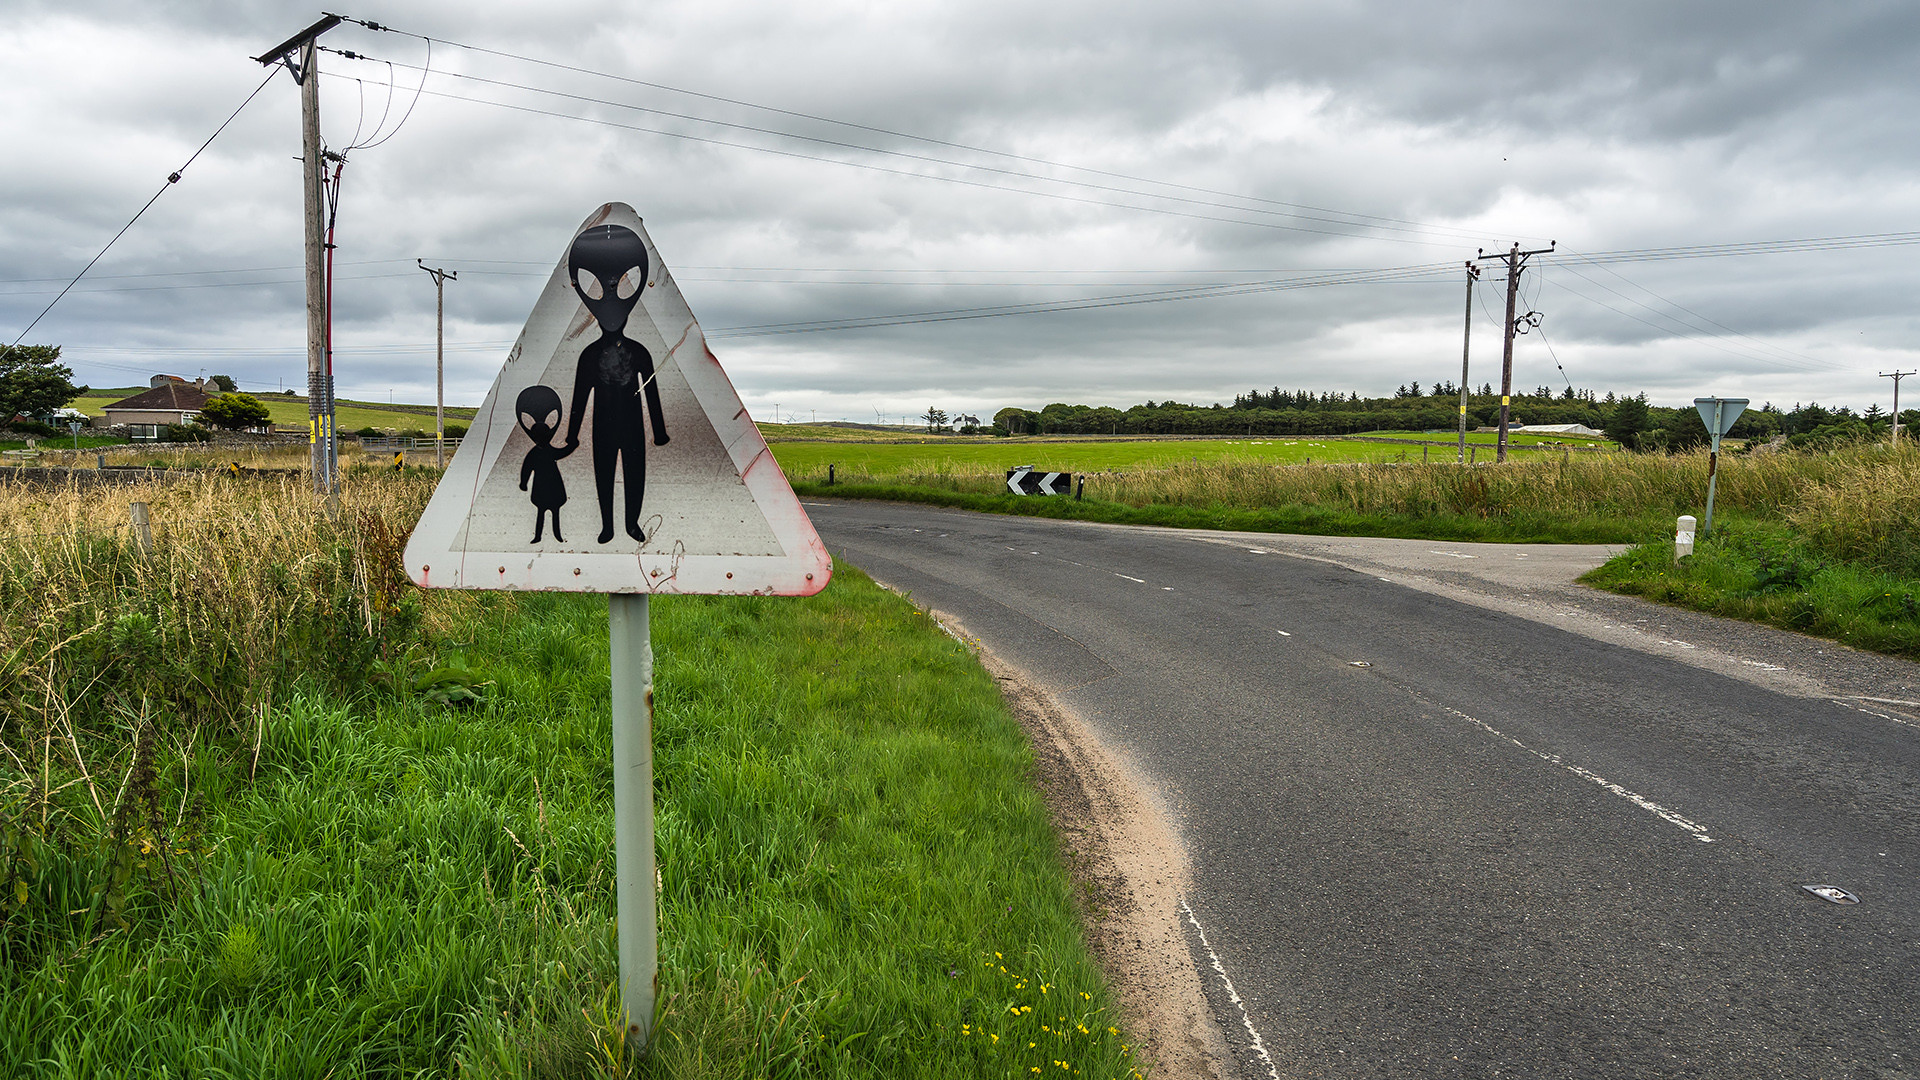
[985,385,1916,451]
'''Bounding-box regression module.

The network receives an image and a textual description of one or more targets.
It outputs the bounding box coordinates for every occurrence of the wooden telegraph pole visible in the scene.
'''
[254,15,343,493]
[1883,369,1916,445]
[1458,261,1479,464]
[418,262,458,467]
[1475,241,1555,463]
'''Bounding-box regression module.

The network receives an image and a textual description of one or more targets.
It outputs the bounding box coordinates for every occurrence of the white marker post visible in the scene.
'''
[405,203,831,1049]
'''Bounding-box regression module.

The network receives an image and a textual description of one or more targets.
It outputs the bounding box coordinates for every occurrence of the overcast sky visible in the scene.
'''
[4,1,1917,422]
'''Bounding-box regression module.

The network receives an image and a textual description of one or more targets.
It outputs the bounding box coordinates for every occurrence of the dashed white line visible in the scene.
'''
[1180,899,1280,1080]
[1114,573,1146,583]
[1439,705,1716,843]
[1429,550,1479,559]
[1275,630,1292,637]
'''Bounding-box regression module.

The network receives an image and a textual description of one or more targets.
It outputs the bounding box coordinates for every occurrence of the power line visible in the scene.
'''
[1553,251,1826,369]
[1556,232,1920,264]
[320,73,1478,248]
[707,263,1458,338]
[329,51,1501,247]
[341,17,1523,247]
[8,67,281,346]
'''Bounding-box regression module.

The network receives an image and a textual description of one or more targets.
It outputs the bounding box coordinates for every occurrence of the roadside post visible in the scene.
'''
[1693,397,1748,539]
[404,203,831,1051]
[1675,515,1697,559]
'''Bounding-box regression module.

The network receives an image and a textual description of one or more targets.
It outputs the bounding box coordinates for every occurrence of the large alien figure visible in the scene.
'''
[562,224,670,544]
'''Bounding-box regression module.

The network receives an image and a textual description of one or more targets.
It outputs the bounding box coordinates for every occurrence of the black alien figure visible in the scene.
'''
[515,384,575,543]
[562,224,669,543]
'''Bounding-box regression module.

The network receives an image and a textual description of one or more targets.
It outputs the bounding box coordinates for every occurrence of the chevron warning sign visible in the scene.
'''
[1005,466,1073,496]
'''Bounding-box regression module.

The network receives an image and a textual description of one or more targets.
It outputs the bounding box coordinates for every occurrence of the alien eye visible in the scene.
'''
[617,265,644,300]
[576,269,604,300]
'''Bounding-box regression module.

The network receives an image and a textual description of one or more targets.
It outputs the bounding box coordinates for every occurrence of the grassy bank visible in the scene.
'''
[1581,447,1920,660]
[0,475,1138,1077]
[792,442,1902,546]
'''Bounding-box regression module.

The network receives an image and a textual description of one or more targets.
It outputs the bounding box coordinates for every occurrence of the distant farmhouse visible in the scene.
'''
[102,375,216,440]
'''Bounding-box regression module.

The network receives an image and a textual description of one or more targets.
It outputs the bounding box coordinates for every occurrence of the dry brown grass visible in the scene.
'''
[0,469,489,748]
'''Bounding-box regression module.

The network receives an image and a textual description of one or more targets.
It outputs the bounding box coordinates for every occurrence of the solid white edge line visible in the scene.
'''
[1180,898,1281,1080]
[1441,705,1715,843]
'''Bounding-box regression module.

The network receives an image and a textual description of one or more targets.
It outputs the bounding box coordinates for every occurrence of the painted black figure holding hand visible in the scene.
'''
[516,384,574,543]
[563,224,669,543]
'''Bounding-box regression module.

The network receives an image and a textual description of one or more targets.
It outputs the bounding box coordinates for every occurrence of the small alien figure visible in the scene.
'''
[516,384,575,543]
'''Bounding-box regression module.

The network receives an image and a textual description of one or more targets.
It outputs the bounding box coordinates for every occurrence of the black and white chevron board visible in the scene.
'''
[1005,466,1073,495]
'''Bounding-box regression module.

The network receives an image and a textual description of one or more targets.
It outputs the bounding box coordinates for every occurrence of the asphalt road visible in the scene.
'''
[807,499,1920,1080]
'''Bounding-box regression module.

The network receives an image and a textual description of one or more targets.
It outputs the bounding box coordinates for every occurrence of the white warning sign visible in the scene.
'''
[404,203,830,596]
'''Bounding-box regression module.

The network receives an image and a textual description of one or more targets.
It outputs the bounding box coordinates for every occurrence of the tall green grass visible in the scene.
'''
[796,443,1900,548]
[1,473,1138,1078]
[1579,446,1920,658]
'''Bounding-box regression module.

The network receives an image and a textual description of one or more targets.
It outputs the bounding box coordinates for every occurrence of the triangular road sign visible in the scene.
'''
[404,203,830,596]
[1693,397,1748,437]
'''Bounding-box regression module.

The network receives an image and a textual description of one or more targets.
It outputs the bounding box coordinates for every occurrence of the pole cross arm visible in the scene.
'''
[1476,241,1557,262]
[253,14,343,69]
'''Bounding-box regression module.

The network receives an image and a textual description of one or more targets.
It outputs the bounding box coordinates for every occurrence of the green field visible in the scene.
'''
[767,431,1609,484]
[72,388,478,434]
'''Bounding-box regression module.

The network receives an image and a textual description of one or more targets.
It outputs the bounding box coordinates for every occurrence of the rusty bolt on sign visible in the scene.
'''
[1801,885,1859,905]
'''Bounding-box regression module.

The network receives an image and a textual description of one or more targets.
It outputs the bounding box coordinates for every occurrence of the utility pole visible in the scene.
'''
[1475,240,1555,463]
[1458,261,1479,464]
[418,261,458,466]
[255,14,343,493]
[1882,370,1916,445]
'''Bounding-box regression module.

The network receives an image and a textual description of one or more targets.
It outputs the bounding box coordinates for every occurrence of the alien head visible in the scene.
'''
[516,384,563,442]
[568,224,649,336]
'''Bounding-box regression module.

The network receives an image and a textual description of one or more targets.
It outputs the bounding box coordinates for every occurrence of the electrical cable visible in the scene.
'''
[328,51,1495,246]
[339,16,1530,246]
[315,72,1472,248]
[1554,251,1823,368]
[9,67,281,346]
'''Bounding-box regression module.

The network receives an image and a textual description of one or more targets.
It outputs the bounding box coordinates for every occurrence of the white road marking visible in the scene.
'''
[1275,630,1292,637]
[1854,696,1920,708]
[1834,700,1919,730]
[1180,899,1280,1080]
[1247,548,1270,554]
[1440,705,1716,843]
[1378,577,1393,582]
[1429,550,1479,559]
[1654,639,1699,650]
[1740,660,1787,671]
[1162,586,1174,591]
[1114,573,1146,583]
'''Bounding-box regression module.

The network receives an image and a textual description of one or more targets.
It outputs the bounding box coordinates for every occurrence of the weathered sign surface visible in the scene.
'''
[404,203,830,596]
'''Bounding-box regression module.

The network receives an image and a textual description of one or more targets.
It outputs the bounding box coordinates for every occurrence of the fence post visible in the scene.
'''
[129,502,153,555]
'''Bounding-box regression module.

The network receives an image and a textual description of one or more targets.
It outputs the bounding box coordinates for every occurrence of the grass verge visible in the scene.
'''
[1580,520,1920,660]
[2,472,1140,1078]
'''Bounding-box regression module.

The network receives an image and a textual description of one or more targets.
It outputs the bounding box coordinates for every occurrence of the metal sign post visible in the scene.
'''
[406,203,831,1050]
[1693,397,1748,539]
[608,594,658,1042]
